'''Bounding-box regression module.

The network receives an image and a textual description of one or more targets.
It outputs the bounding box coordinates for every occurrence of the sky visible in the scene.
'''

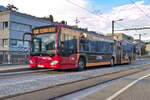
[1,0,150,41]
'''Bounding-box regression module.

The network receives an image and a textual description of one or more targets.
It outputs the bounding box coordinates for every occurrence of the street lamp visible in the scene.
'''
[112,19,123,38]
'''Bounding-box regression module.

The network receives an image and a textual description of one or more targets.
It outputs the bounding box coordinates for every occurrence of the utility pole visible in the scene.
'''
[134,33,146,41]
[112,20,115,38]
[139,34,142,41]
[112,19,123,39]
[138,34,142,57]
[134,33,146,57]
[74,17,80,26]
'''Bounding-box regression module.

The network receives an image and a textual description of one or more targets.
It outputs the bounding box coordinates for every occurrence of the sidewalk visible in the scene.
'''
[0,64,29,72]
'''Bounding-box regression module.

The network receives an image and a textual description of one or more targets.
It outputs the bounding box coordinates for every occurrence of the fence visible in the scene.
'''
[0,51,29,64]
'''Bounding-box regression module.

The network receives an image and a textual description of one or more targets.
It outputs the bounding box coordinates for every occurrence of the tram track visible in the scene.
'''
[0,68,71,80]
[0,60,148,82]
[0,68,30,73]
[0,60,147,77]
[0,69,51,77]
[2,63,150,100]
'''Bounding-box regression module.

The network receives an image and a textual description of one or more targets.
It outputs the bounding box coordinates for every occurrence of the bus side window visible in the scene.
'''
[62,34,77,55]
[80,35,89,52]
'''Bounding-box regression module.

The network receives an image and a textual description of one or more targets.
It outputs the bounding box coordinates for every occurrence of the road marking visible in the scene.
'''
[106,72,150,100]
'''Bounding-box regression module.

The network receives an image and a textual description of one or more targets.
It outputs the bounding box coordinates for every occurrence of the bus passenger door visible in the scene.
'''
[116,45,122,64]
[59,37,77,68]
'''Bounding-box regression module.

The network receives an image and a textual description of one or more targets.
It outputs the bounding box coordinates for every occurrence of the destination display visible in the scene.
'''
[32,27,56,34]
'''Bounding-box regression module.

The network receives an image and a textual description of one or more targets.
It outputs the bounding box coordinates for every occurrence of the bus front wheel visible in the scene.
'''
[77,58,85,71]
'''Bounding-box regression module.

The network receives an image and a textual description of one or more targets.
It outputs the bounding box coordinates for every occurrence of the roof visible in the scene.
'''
[0,6,7,11]
[0,10,53,24]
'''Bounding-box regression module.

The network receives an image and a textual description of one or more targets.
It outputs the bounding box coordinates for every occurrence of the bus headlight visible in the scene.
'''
[29,60,33,64]
[50,60,58,66]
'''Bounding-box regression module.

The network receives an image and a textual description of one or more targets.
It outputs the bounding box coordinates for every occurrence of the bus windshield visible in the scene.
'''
[32,33,56,56]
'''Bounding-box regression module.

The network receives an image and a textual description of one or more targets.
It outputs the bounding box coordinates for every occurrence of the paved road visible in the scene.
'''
[1,61,150,100]
[80,66,150,100]
[112,74,150,100]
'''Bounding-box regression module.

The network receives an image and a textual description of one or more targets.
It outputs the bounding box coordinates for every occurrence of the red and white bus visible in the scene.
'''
[23,24,135,70]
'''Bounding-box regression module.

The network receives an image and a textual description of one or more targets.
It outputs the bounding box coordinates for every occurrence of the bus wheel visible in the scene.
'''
[77,58,85,71]
[110,58,114,67]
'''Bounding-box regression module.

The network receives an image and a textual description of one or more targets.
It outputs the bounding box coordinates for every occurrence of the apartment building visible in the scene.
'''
[0,9,53,64]
[107,33,134,42]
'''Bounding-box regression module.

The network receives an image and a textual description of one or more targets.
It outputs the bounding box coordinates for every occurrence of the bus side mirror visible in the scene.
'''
[23,32,32,52]
[23,32,30,45]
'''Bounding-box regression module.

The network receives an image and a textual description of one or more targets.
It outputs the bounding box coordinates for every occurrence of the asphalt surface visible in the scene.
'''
[0,60,150,100]
[112,73,150,100]
[80,65,150,100]
[4,63,149,100]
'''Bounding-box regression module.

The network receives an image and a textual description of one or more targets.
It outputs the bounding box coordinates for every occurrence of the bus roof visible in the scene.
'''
[32,24,103,35]
[32,24,114,42]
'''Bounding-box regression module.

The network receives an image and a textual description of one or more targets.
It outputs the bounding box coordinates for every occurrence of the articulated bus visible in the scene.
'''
[114,40,136,64]
[23,24,135,70]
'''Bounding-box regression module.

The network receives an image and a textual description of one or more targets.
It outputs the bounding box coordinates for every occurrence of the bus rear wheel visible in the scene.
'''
[77,58,85,71]
[110,58,114,67]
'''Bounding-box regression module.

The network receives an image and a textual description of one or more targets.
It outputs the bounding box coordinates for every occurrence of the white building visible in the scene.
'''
[0,9,53,64]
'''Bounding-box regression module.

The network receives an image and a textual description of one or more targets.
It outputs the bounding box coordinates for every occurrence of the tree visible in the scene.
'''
[6,4,18,11]
[41,15,54,22]
[141,45,148,56]
[60,20,67,24]
[48,15,54,22]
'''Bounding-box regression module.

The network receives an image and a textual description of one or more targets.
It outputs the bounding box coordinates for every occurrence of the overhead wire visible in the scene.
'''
[66,0,144,36]
[66,0,128,29]
[128,0,150,19]
[66,0,107,20]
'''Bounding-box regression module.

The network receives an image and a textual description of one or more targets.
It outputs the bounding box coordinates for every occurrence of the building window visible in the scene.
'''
[10,40,17,47]
[3,39,8,47]
[3,21,8,29]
